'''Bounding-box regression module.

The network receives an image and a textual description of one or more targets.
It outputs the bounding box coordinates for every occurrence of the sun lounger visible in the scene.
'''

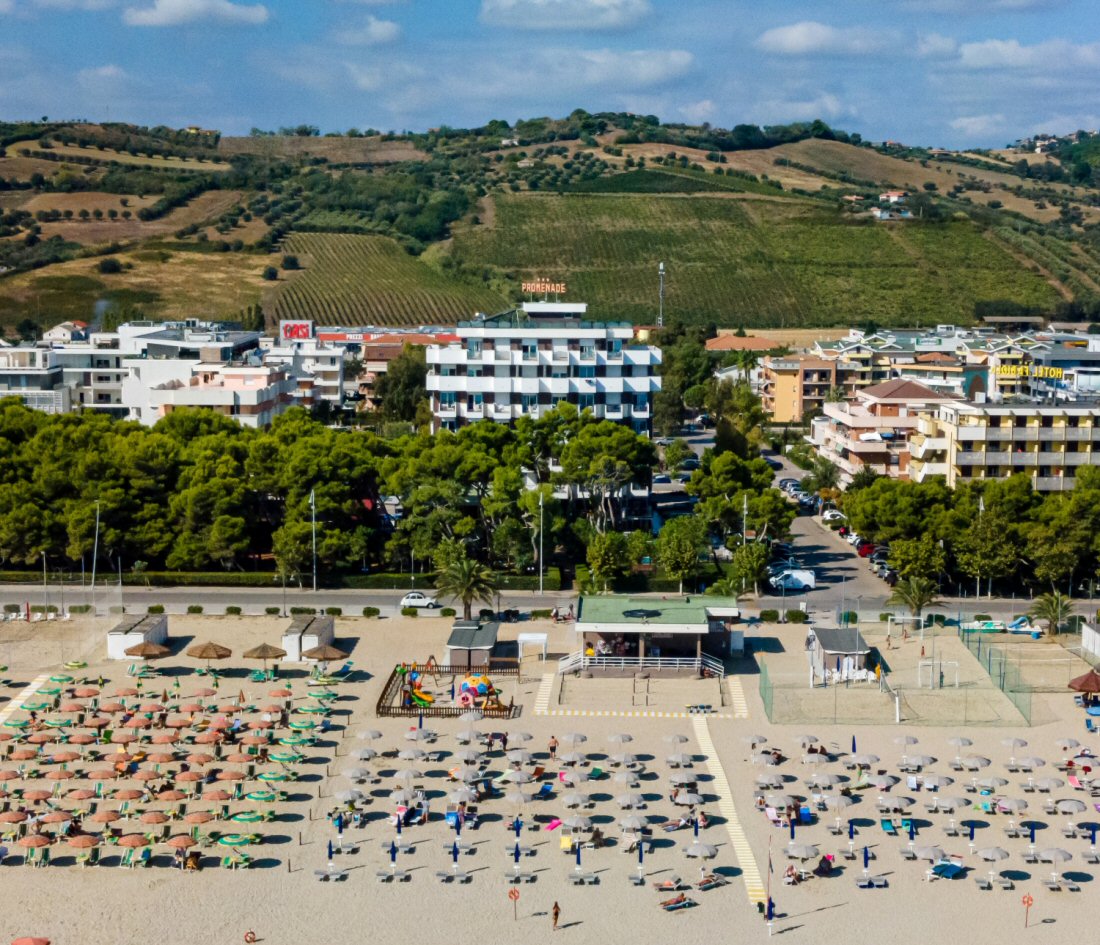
[932,862,964,880]
[1069,775,1084,789]
[1083,850,1100,864]
[1042,879,1061,891]
[652,876,688,891]
[119,848,135,869]
[1065,880,1081,891]
[975,876,992,890]
[856,874,889,889]
[880,819,898,836]
[315,867,348,882]
[1023,851,1038,864]
[660,895,695,911]
[900,848,917,860]
[697,873,727,891]
[996,877,1014,890]
[765,807,781,826]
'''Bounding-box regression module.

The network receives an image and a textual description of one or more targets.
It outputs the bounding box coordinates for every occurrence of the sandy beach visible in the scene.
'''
[0,611,1096,944]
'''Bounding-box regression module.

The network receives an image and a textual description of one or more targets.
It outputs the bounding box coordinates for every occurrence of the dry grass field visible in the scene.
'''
[8,139,232,172]
[219,135,426,163]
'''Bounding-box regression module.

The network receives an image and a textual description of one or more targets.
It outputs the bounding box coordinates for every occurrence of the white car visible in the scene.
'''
[770,569,816,591]
[400,591,439,609]
[822,510,846,522]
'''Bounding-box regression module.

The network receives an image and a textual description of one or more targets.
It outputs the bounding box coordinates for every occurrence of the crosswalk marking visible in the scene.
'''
[693,715,766,904]
[534,707,733,719]
[0,673,50,725]
[533,673,555,714]
[727,676,749,719]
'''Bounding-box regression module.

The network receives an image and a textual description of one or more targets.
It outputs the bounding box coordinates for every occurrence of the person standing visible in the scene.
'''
[551,901,560,932]
[501,732,509,753]
[548,735,558,761]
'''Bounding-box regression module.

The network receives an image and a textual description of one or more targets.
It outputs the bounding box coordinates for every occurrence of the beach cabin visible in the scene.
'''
[810,627,871,683]
[106,614,168,661]
[281,614,335,662]
[567,595,740,676]
[445,620,500,670]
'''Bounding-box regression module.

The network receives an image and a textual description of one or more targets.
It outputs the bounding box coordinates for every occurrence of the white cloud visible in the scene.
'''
[956,38,1100,70]
[78,63,127,80]
[679,99,715,124]
[566,48,692,87]
[123,0,268,26]
[755,21,898,57]
[34,0,120,9]
[950,113,1006,137]
[480,0,650,31]
[763,92,847,121]
[334,13,400,45]
[901,0,1064,11]
[0,0,13,12]
[916,32,957,59]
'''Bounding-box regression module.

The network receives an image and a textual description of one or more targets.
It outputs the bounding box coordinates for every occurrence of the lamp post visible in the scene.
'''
[41,551,47,612]
[310,488,317,594]
[90,500,100,617]
[538,491,544,597]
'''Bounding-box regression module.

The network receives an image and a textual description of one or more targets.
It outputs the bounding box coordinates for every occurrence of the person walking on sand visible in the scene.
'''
[548,735,559,761]
[552,901,560,932]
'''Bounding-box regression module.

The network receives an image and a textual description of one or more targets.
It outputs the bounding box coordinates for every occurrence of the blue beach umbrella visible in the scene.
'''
[638,841,645,867]
[389,840,397,865]
[789,819,796,841]
[514,818,522,839]
[1029,825,1036,844]
[396,815,403,836]
[908,822,915,842]
[452,841,459,866]
[766,898,775,921]
[862,845,870,869]
[851,735,857,754]
[969,824,975,842]
[418,711,423,730]
[514,842,521,865]
[450,682,456,701]
[327,839,333,863]
[848,820,855,840]
[575,843,582,869]
[1091,826,1097,846]
[694,816,700,838]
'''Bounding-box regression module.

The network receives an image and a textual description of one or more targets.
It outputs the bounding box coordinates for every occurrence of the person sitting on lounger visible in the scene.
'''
[697,811,709,829]
[784,864,799,885]
[813,855,833,877]
[590,827,605,848]
[659,816,690,831]
[661,894,688,908]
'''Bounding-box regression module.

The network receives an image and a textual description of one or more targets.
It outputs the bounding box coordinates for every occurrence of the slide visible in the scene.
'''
[409,690,434,707]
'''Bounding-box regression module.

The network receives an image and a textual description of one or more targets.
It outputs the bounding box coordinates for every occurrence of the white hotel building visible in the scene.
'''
[425,303,661,434]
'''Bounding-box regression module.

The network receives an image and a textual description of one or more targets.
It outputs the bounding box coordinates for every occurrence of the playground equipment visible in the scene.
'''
[455,673,504,711]
[396,663,436,708]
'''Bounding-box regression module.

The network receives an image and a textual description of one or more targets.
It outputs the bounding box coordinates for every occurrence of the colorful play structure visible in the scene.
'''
[393,661,505,712]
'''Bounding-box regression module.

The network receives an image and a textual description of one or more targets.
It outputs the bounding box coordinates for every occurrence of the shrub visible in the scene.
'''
[325,607,342,617]
[478,608,494,620]
[97,257,122,274]
[262,265,278,281]
[838,610,858,625]
[147,605,165,614]
[924,613,946,627]
[879,612,894,623]
[265,606,281,616]
[69,604,92,614]
[362,606,380,618]
[531,609,552,619]
[186,604,203,614]
[973,613,992,623]
[3,603,20,614]
[400,606,418,617]
[226,606,242,616]
[440,607,457,617]
[785,609,808,624]
[290,606,315,615]
[29,604,59,614]
[759,609,780,623]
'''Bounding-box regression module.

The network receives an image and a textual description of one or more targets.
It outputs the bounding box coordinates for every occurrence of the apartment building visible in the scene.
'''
[760,355,837,422]
[425,303,661,434]
[808,379,958,485]
[259,336,345,406]
[0,345,69,413]
[908,400,1100,492]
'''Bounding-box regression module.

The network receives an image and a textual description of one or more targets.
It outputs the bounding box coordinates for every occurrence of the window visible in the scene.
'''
[577,366,595,379]
[466,340,482,358]
[609,339,623,358]
[522,341,537,361]
[440,392,456,407]
[579,394,595,409]
[522,394,538,410]
[467,366,481,378]
[580,345,596,361]
[441,366,457,377]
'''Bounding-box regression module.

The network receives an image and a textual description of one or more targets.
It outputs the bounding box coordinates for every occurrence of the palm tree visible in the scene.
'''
[1028,591,1074,637]
[434,554,498,620]
[887,576,942,621]
[705,577,742,599]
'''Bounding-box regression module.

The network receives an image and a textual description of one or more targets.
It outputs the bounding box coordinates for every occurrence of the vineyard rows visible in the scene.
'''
[268,233,507,325]
[449,194,1061,326]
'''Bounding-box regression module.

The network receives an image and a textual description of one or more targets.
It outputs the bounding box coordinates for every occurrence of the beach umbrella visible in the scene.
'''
[358,730,382,742]
[560,752,586,766]
[117,834,148,848]
[612,771,639,787]
[667,753,693,767]
[186,641,233,670]
[242,643,286,671]
[352,748,377,762]
[808,773,844,789]
[693,816,700,838]
[752,752,778,767]
[1039,846,1072,879]
[11,937,50,945]
[921,775,953,790]
[907,755,936,768]
[455,730,481,744]
[39,812,70,825]
[796,734,819,746]
[822,794,854,813]
[397,748,426,761]
[908,822,916,842]
[790,819,796,841]
[509,732,534,743]
[303,644,348,663]
[620,814,647,831]
[562,732,588,745]
[507,750,534,766]
[978,846,1009,862]
[862,845,869,870]
[140,812,169,825]
[503,790,531,806]
[852,754,879,767]
[848,820,855,840]
[744,735,768,747]
[894,735,919,747]
[335,789,365,805]
[456,767,481,783]
[1016,756,1046,770]
[562,815,591,831]
[184,811,216,825]
[562,792,589,808]
[1068,669,1100,693]
[998,798,1028,813]
[611,752,640,767]
[616,792,644,808]
[1035,777,1064,791]
[962,755,991,770]
[404,729,435,743]
[670,772,697,787]
[17,834,52,850]
[343,768,373,782]
[393,768,423,784]
[575,842,582,870]
[755,774,784,789]
[513,818,523,839]
[802,754,827,766]
[665,734,690,746]
[787,843,819,861]
[914,845,945,862]
[165,834,196,850]
[202,789,232,802]
[503,770,534,785]
[1056,798,1086,814]
[766,793,798,809]
[67,834,99,849]
[608,733,633,745]
[674,792,703,807]
[684,842,717,859]
[456,750,482,765]
[1056,738,1080,752]
[936,796,971,812]
[125,642,169,661]
[977,776,1008,791]
[868,775,897,790]
[459,710,483,723]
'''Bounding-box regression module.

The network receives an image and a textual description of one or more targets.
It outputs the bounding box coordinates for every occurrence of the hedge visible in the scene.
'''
[440,607,457,617]
[147,605,165,614]
[290,607,316,616]
[785,609,808,624]
[325,607,342,617]
[29,604,59,614]
[362,607,380,618]
[70,604,92,614]
[186,605,203,614]
[265,607,281,616]
[838,611,858,625]
[531,609,552,619]
[400,607,418,617]
[759,609,780,623]
[575,564,722,595]
[879,612,894,623]
[226,606,242,616]
[3,603,20,614]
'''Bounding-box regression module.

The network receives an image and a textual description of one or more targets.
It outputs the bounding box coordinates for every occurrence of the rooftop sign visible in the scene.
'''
[522,280,566,295]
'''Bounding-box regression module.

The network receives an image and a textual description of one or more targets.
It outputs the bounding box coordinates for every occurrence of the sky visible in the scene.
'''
[1,0,1099,147]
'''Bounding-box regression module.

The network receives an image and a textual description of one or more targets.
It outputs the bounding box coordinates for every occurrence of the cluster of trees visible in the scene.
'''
[841,471,1100,598]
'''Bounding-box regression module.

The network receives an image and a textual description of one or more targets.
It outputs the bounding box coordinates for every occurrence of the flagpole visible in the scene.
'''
[310,489,317,594]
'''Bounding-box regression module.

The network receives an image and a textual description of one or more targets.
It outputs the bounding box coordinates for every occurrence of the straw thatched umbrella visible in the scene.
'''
[303,644,348,663]
[1068,669,1100,693]
[242,643,287,673]
[186,642,232,672]
[125,642,169,662]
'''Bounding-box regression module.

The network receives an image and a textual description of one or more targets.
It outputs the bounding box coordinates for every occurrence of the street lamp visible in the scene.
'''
[310,489,318,594]
[538,491,544,597]
[41,551,47,612]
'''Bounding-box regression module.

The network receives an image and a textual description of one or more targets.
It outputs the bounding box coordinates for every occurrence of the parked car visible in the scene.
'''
[857,543,877,558]
[846,532,863,545]
[822,510,846,522]
[653,474,672,484]
[779,479,799,492]
[400,591,439,609]
[679,457,701,471]
[870,548,891,564]
[770,569,817,591]
[882,569,899,587]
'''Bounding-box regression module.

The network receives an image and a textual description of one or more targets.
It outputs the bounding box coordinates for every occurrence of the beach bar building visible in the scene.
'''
[564,595,740,676]
[810,627,872,683]
[106,614,168,660]
[281,614,335,662]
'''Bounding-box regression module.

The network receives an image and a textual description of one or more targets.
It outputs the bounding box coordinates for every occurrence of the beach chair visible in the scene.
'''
[974,876,992,890]
[137,848,151,868]
[900,848,916,860]
[798,806,813,825]
[765,807,781,826]
[652,876,687,891]
[697,873,727,891]
[1069,775,1084,790]
[119,848,135,869]
[534,783,554,801]
[589,767,604,781]
[1086,720,1096,734]
[660,896,695,912]
[996,877,1014,890]
[880,819,898,836]
[1042,879,1061,891]
[1065,879,1081,892]
[559,833,575,853]
[932,862,964,880]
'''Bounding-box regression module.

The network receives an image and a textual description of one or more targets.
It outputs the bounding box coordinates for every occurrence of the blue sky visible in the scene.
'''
[1,0,1098,146]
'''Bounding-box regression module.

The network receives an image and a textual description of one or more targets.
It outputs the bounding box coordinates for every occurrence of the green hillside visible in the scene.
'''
[448,193,1062,327]
[269,233,508,325]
